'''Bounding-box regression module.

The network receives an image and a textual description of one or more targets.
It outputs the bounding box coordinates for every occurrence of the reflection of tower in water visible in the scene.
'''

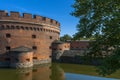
[17,64,65,80]
[0,64,65,80]
[16,64,51,80]
[32,64,51,80]
[17,68,33,80]
[50,63,65,80]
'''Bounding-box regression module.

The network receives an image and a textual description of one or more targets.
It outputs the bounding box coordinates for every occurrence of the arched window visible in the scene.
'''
[25,27,29,30]
[16,26,20,29]
[34,28,36,31]
[30,27,33,30]
[43,29,45,32]
[21,26,24,30]
[6,25,10,29]
[0,25,5,30]
[37,28,39,31]
[11,25,15,29]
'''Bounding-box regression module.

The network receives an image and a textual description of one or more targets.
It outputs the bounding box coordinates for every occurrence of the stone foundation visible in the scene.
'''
[33,59,51,65]
[10,62,33,68]
[0,59,51,68]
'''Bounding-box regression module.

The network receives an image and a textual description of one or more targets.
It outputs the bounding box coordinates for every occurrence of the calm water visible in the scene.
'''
[0,63,119,80]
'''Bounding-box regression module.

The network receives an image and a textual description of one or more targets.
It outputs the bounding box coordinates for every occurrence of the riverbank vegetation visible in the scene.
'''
[71,0,120,76]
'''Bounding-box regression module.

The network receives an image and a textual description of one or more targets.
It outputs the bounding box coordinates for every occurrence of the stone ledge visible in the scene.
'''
[10,62,33,68]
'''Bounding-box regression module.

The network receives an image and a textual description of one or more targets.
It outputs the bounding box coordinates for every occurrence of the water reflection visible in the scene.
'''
[50,63,65,80]
[65,73,116,80]
[17,64,52,80]
[0,63,118,80]
[0,64,65,80]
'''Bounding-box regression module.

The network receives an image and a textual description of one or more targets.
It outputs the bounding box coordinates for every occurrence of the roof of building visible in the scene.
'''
[52,40,64,44]
[10,46,33,52]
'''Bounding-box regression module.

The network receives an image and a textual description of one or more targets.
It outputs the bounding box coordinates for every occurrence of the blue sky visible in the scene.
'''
[0,0,79,36]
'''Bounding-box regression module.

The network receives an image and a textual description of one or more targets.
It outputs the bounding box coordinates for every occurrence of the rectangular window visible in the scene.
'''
[32,46,37,50]
[32,35,36,38]
[6,33,11,38]
[6,46,11,50]
[49,55,52,58]
[50,36,52,39]
[0,25,4,30]
[49,46,51,49]
[26,59,30,61]
[33,57,37,59]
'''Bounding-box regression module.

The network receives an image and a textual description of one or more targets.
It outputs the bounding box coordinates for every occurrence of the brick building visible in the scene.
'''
[0,10,60,68]
[51,40,90,63]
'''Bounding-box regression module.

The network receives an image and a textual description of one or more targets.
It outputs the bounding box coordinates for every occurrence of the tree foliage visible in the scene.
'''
[60,34,72,42]
[72,0,120,76]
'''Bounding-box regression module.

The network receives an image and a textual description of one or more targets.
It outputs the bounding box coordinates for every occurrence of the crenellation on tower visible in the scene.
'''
[45,17,51,24]
[0,10,60,28]
[0,10,8,17]
[23,13,32,19]
[0,10,60,68]
[33,15,43,21]
[10,11,20,18]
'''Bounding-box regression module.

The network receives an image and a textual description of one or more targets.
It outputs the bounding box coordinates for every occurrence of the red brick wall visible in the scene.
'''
[52,42,70,52]
[10,52,33,63]
[70,41,90,49]
[0,10,60,62]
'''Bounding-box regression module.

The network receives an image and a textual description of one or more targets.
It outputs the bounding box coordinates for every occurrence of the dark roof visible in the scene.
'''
[10,46,33,52]
[52,40,64,44]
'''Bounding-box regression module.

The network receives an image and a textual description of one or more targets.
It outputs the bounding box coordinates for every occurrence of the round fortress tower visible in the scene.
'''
[0,10,60,66]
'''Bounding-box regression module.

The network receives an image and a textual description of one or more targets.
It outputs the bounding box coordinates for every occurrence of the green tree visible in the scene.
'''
[71,0,120,76]
[60,34,72,42]
[73,34,95,40]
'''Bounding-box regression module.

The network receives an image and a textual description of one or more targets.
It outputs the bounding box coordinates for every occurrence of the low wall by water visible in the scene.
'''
[53,50,102,65]
[0,62,9,67]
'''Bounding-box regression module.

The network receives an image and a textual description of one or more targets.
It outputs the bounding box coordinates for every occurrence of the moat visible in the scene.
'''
[0,63,119,80]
